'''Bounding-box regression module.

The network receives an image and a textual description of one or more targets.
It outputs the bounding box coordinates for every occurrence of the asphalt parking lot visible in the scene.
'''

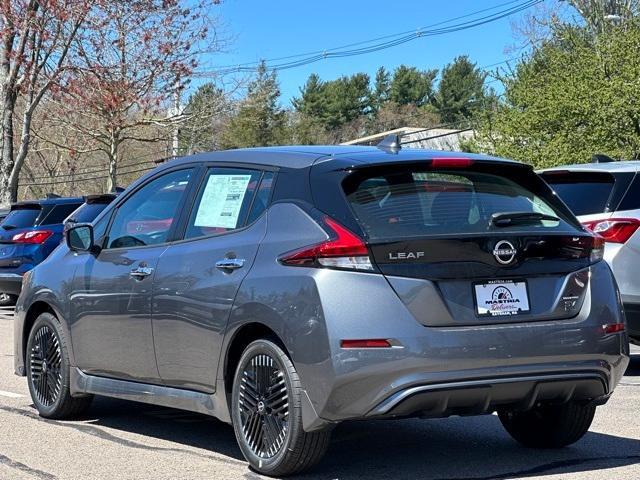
[0,311,638,480]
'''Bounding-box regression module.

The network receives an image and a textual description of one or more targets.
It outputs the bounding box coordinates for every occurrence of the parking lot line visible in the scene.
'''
[0,390,23,398]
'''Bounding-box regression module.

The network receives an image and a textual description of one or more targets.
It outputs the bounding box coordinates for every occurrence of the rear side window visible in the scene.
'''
[185,168,263,239]
[344,169,575,240]
[67,202,110,224]
[541,172,614,216]
[40,203,82,225]
[1,207,41,228]
[617,174,640,211]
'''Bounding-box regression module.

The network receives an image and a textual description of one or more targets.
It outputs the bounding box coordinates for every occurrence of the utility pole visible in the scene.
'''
[171,80,181,158]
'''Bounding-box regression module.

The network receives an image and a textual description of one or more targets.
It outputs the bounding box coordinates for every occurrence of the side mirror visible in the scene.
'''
[66,224,95,252]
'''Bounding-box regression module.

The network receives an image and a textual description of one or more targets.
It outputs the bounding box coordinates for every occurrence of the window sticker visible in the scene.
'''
[194,174,252,229]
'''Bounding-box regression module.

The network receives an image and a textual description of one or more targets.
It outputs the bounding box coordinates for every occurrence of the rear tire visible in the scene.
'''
[26,313,93,419]
[499,402,596,448]
[231,339,331,476]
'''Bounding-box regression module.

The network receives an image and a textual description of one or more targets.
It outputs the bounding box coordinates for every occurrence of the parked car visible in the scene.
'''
[539,160,640,345]
[0,194,116,305]
[14,147,629,476]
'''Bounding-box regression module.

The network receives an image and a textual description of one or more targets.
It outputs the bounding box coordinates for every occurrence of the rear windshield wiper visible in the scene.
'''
[490,211,560,227]
[1,224,16,230]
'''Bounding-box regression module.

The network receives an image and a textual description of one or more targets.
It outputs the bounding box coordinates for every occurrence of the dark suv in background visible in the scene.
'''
[0,194,115,304]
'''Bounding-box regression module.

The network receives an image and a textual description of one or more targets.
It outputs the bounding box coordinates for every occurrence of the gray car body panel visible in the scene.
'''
[14,147,630,433]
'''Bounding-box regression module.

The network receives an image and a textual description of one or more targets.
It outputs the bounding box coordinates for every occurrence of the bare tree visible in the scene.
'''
[0,0,92,204]
[43,0,224,191]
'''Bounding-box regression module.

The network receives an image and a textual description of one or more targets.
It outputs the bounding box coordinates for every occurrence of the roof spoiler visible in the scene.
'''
[592,154,615,163]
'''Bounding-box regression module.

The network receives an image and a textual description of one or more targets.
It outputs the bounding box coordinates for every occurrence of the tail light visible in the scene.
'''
[279,216,374,271]
[12,230,54,244]
[582,218,640,244]
[340,339,391,348]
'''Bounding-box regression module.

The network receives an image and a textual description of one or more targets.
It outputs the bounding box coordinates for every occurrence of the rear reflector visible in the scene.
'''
[602,323,625,334]
[340,339,391,348]
[279,216,373,271]
[429,157,474,169]
[582,218,640,244]
[11,230,54,244]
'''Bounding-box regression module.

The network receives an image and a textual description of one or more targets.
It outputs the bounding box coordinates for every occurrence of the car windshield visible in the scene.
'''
[541,171,615,216]
[344,168,576,240]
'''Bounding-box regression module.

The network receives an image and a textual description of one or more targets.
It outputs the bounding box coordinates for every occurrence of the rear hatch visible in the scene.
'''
[340,160,601,326]
[0,204,43,267]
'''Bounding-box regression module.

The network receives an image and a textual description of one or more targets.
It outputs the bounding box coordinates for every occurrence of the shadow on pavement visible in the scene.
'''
[624,351,640,376]
[81,395,640,480]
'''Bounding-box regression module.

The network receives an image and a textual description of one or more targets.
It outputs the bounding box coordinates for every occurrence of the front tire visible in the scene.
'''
[499,402,596,448]
[26,313,93,419]
[231,339,330,476]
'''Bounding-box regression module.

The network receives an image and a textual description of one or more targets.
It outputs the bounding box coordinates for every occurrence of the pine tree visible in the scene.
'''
[433,56,487,123]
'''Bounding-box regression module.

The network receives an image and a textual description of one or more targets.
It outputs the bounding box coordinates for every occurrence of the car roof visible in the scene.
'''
[539,160,640,174]
[11,196,84,208]
[163,146,522,170]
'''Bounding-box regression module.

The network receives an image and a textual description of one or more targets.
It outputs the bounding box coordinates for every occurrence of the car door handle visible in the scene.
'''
[215,258,245,271]
[130,266,154,278]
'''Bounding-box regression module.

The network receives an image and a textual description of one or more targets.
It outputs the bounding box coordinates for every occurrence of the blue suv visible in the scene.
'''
[0,195,114,303]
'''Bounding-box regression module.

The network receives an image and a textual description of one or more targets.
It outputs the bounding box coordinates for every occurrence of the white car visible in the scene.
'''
[540,159,640,345]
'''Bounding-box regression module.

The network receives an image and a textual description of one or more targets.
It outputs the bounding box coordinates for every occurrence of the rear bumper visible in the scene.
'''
[624,303,640,344]
[0,273,23,296]
[294,261,629,432]
[367,372,608,419]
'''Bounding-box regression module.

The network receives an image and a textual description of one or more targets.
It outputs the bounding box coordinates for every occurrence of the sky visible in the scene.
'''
[196,0,554,105]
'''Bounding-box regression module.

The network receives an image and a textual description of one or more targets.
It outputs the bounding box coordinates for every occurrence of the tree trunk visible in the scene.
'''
[107,133,119,192]
[8,106,35,202]
[0,96,16,206]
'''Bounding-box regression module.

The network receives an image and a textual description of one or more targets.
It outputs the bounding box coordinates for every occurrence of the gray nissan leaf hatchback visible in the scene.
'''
[14,146,630,476]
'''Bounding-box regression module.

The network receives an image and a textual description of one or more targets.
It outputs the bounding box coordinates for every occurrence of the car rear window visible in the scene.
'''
[344,168,575,240]
[1,207,41,229]
[541,171,614,216]
[40,203,82,225]
[67,202,110,224]
[617,173,640,211]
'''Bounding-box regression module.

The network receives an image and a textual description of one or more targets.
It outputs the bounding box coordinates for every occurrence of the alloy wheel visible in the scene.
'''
[29,325,62,407]
[238,353,289,458]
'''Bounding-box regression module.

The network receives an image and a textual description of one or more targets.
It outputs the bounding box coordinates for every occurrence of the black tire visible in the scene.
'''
[499,402,596,448]
[0,293,17,307]
[26,313,93,419]
[231,338,331,477]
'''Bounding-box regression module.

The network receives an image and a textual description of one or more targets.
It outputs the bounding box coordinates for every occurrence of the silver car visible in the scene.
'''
[540,160,640,345]
[14,146,629,476]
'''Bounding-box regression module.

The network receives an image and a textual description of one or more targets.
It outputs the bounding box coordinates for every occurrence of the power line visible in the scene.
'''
[195,0,541,76]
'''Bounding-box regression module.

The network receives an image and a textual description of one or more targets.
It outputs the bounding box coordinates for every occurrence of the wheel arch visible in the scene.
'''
[21,298,73,369]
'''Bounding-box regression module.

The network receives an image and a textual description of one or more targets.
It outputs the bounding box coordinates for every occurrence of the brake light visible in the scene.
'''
[11,230,54,244]
[582,218,640,244]
[429,157,474,169]
[279,216,373,271]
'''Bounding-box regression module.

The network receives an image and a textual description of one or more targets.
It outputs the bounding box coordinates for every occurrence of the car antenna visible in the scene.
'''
[377,134,401,153]
[592,153,615,163]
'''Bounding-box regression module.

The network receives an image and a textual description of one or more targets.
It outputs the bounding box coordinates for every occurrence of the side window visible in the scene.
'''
[246,171,275,225]
[184,168,262,240]
[618,174,640,211]
[106,169,193,249]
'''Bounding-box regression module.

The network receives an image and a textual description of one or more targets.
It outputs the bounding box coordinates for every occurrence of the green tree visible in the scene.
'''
[433,56,487,123]
[389,65,438,106]
[179,83,230,153]
[221,62,287,149]
[371,66,391,112]
[473,22,640,167]
[292,73,370,131]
